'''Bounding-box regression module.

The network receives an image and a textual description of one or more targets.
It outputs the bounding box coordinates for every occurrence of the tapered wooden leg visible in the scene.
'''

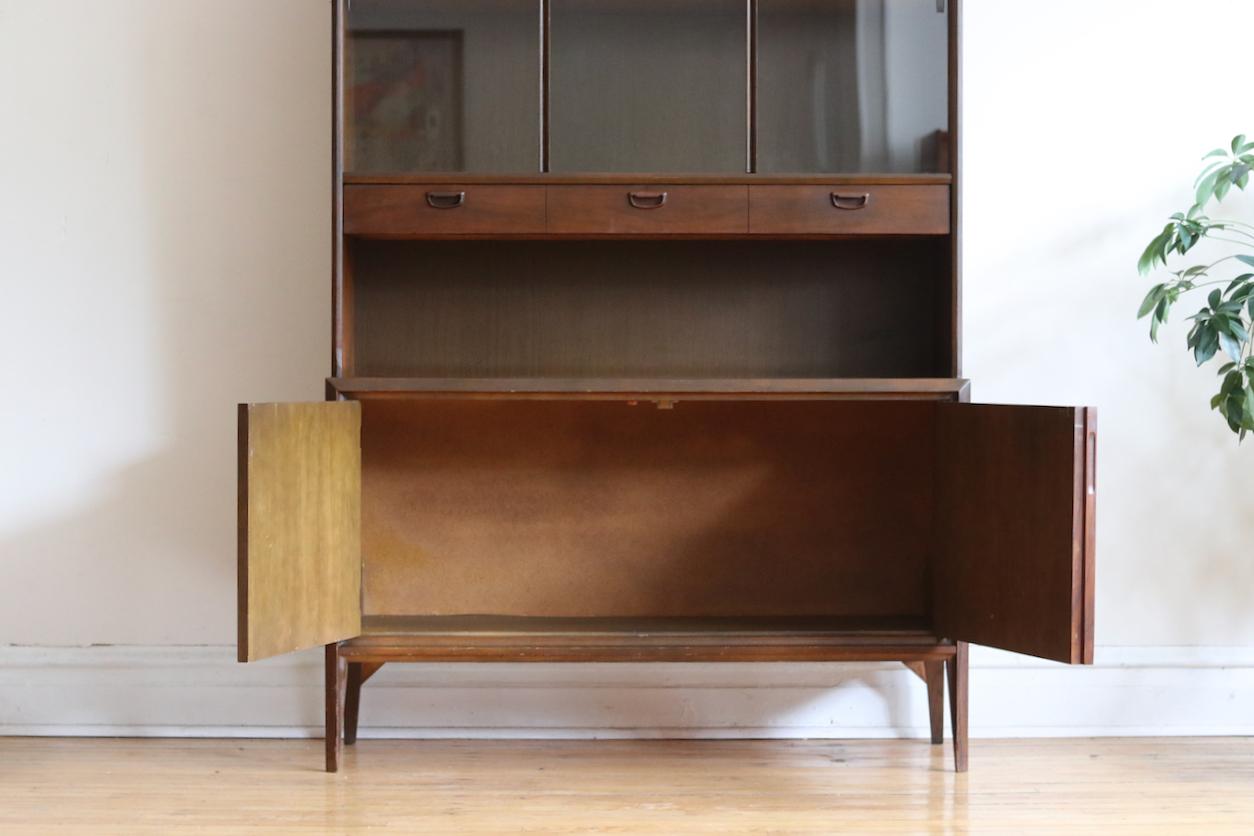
[946,642,969,772]
[325,643,346,773]
[924,661,945,745]
[344,662,384,745]
[344,663,364,746]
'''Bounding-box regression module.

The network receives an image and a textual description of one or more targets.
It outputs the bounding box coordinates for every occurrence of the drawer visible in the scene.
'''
[546,186,748,235]
[343,185,547,236]
[749,185,950,235]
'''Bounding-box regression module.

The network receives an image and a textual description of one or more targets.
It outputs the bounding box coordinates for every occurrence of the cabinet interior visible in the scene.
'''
[349,239,954,379]
[359,399,939,626]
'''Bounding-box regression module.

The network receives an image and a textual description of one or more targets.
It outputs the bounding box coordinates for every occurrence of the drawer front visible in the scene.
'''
[547,186,748,235]
[344,185,547,236]
[749,185,950,235]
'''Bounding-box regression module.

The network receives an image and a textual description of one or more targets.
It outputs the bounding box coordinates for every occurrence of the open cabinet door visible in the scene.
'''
[934,404,1096,664]
[238,402,362,662]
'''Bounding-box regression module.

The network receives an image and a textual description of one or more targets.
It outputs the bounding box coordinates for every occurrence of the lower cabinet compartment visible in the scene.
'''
[359,399,937,621]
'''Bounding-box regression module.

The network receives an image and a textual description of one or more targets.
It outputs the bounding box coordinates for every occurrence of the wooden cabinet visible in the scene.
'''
[343,184,547,236]
[748,184,950,235]
[240,0,1096,774]
[546,185,748,235]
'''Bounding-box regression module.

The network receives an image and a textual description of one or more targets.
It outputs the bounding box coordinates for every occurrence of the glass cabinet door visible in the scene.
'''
[756,0,949,174]
[346,0,540,174]
[549,0,748,173]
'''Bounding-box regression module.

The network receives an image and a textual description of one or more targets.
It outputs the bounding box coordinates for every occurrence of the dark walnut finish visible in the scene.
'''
[748,185,950,236]
[238,0,1096,775]
[343,184,546,237]
[546,185,748,235]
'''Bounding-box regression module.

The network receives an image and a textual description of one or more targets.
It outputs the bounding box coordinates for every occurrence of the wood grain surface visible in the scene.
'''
[749,185,950,235]
[933,404,1095,664]
[344,184,547,237]
[359,400,936,621]
[238,403,362,662]
[3,738,1251,834]
[546,185,748,234]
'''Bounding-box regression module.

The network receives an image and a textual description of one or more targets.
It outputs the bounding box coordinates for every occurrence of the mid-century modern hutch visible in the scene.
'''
[238,0,1096,773]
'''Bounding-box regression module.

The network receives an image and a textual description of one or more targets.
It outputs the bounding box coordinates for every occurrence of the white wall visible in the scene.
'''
[3,0,1254,737]
[963,0,1254,647]
[0,0,330,645]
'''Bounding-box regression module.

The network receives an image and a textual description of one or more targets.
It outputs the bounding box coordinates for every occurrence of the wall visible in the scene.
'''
[3,0,1254,738]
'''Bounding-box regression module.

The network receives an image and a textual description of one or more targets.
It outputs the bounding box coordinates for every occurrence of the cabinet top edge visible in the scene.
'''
[328,377,971,401]
[343,174,954,187]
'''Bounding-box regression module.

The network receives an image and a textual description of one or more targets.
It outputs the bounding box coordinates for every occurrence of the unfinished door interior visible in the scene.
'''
[238,402,363,662]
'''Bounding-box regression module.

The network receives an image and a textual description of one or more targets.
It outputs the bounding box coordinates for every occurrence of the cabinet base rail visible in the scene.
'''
[323,638,969,773]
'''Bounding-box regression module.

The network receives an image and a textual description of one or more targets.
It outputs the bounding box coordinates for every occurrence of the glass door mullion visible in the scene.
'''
[540,0,550,172]
[746,0,758,174]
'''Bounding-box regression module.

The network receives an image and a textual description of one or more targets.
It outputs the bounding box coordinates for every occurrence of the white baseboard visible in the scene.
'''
[3,644,1254,739]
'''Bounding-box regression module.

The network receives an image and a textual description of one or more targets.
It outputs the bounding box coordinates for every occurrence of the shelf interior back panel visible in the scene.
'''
[350,239,952,378]
[360,399,936,619]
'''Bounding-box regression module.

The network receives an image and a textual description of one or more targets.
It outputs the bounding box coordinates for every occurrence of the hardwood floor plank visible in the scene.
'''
[0,738,1251,834]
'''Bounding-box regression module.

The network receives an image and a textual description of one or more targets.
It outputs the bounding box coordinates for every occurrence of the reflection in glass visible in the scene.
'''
[757,0,949,174]
[550,0,747,173]
[346,0,540,173]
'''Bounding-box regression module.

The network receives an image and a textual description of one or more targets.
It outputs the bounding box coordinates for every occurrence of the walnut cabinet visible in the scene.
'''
[238,0,1096,773]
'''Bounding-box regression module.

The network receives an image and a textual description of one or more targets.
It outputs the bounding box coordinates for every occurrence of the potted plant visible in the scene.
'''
[1138,134,1254,437]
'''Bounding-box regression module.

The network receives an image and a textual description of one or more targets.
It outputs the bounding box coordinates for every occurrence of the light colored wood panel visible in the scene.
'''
[3,738,1254,834]
[238,402,362,662]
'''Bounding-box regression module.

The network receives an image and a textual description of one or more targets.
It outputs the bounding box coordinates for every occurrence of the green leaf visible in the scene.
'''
[1209,289,1222,309]
[1227,273,1254,293]
[1217,175,1233,202]
[1139,228,1173,274]
[1138,285,1164,319]
[1197,169,1222,206]
[1195,162,1227,188]
[1225,318,1249,343]
[1237,255,1254,269]
[1196,326,1220,365]
[1219,330,1243,362]
[1234,135,1248,154]
[1151,297,1170,342]
[1205,147,1230,160]
[1218,362,1237,375]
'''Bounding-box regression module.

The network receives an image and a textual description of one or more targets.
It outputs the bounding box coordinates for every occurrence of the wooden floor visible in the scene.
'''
[2,738,1252,834]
